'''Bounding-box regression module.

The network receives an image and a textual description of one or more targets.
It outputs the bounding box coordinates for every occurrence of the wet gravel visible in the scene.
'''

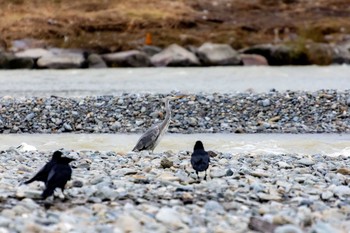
[0,89,349,134]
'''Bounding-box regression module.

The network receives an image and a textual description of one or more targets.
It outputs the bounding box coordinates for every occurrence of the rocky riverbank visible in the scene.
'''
[2,0,350,68]
[0,90,349,134]
[1,146,350,232]
[2,41,350,69]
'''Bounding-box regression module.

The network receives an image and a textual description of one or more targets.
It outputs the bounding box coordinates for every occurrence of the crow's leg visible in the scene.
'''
[204,171,207,180]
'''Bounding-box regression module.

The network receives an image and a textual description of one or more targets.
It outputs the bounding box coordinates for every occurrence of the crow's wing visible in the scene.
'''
[24,161,53,184]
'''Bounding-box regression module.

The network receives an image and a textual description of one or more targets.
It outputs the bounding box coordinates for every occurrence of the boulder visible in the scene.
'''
[0,52,34,69]
[240,54,268,66]
[0,52,14,69]
[87,54,107,68]
[197,42,242,66]
[332,42,350,64]
[140,45,162,57]
[151,44,200,67]
[241,44,309,65]
[102,50,151,67]
[37,49,85,69]
[304,43,333,65]
[15,48,52,59]
[8,57,34,69]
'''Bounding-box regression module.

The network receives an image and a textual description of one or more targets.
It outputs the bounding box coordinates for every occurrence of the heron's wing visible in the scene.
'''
[132,124,161,151]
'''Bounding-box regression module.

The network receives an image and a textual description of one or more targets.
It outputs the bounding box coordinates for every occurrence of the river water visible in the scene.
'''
[0,66,349,155]
[1,133,350,156]
[0,66,349,97]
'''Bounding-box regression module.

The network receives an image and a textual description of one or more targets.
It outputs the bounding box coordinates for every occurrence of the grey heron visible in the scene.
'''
[191,141,210,180]
[132,95,184,152]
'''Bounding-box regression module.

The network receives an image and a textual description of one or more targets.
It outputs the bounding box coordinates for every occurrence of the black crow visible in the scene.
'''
[41,156,75,200]
[23,151,62,185]
[191,141,210,180]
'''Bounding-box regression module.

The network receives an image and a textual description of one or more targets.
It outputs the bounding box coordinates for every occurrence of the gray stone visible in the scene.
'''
[274,224,303,233]
[37,50,85,69]
[262,99,271,107]
[240,54,269,66]
[241,43,309,65]
[331,185,350,197]
[151,44,200,67]
[8,57,34,69]
[155,207,185,229]
[332,43,350,64]
[204,200,225,214]
[197,42,242,66]
[321,191,333,200]
[87,54,107,68]
[102,50,151,67]
[140,45,162,57]
[297,158,315,166]
[310,221,342,233]
[15,48,52,59]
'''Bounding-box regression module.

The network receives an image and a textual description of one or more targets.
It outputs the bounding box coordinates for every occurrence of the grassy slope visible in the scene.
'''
[0,0,350,53]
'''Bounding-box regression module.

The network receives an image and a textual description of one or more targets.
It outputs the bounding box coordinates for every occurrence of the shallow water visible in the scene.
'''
[2,133,350,156]
[0,66,349,97]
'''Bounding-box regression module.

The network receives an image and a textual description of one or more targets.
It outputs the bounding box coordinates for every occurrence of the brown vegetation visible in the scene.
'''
[0,0,350,53]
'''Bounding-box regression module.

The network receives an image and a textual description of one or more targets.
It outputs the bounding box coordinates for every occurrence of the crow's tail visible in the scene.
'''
[41,187,54,200]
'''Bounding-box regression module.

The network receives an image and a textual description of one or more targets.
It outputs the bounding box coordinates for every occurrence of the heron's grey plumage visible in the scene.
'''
[132,96,181,152]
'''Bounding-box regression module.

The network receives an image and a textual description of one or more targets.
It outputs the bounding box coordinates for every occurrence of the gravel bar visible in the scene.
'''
[1,147,349,232]
[0,89,349,134]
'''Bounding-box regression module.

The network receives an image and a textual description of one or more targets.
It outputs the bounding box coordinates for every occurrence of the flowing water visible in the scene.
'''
[0,66,349,155]
[0,66,349,97]
[1,133,350,156]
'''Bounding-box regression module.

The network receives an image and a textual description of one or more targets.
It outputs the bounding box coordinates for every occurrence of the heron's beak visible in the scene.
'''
[171,94,187,100]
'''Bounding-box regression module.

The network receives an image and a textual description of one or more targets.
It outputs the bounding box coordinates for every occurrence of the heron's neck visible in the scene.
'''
[161,99,171,127]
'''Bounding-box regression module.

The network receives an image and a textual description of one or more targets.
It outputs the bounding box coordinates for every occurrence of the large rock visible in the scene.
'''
[0,52,14,69]
[140,45,162,57]
[332,42,350,64]
[0,52,34,69]
[15,48,52,59]
[87,54,107,68]
[102,50,150,67]
[8,57,34,69]
[197,42,242,66]
[151,44,200,67]
[240,54,268,66]
[305,43,333,65]
[241,44,309,65]
[37,49,85,69]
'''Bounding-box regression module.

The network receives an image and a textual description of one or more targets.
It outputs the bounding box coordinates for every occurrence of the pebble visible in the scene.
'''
[0,90,348,134]
[0,146,349,232]
[274,224,303,233]
[155,207,186,229]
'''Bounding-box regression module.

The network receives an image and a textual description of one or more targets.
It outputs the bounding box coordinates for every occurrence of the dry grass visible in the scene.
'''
[0,0,350,52]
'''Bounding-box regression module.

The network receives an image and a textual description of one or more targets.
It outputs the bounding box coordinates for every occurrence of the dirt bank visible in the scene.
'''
[1,0,350,53]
